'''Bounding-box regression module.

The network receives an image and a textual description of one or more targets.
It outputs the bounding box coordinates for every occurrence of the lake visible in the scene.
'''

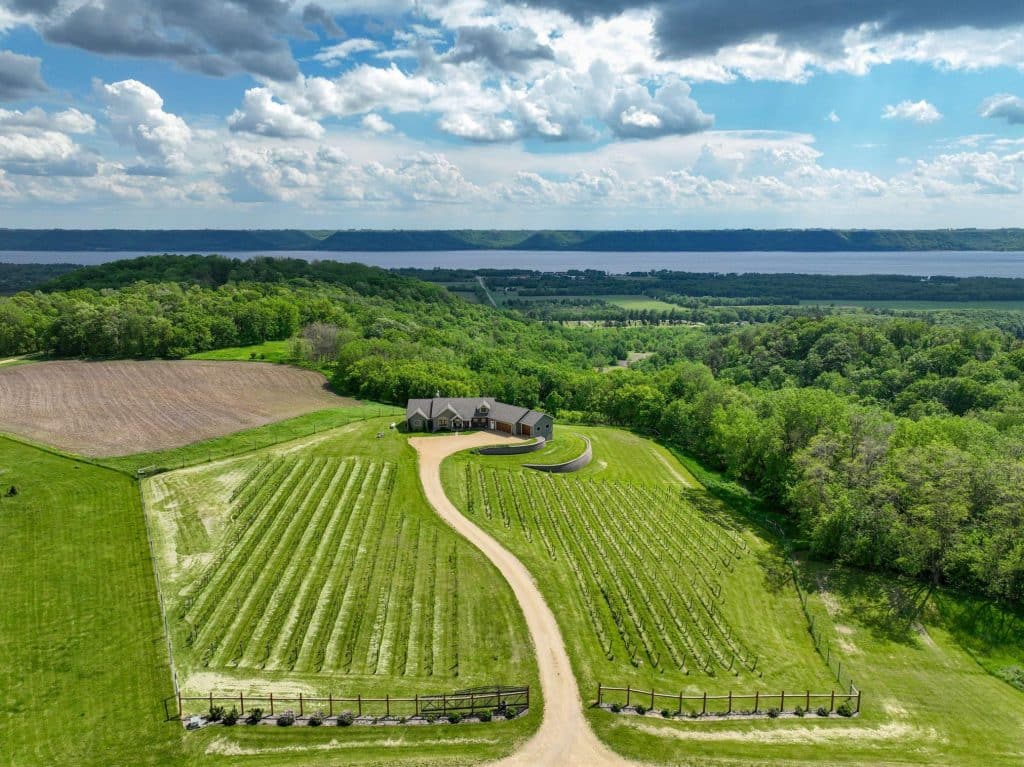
[3,250,1024,277]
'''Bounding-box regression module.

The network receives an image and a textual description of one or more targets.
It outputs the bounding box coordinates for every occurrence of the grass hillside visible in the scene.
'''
[143,418,538,699]
[442,426,1024,766]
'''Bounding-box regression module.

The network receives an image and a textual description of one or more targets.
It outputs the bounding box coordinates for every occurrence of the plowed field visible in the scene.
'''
[0,360,355,456]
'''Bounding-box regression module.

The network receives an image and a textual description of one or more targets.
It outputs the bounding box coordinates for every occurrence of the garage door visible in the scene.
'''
[496,421,512,433]
[522,424,532,436]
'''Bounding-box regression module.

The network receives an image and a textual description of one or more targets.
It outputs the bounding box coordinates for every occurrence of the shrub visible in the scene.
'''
[277,710,295,727]
[660,709,671,718]
[767,707,780,719]
[816,706,830,717]
[245,707,263,725]
[308,711,325,727]
[688,710,700,719]
[794,706,805,717]
[478,711,492,722]
[336,710,355,727]
[424,713,438,724]
[634,704,647,716]
[207,705,225,722]
[836,702,854,718]
[505,706,521,719]
[447,713,462,724]
[610,703,621,713]
[222,707,239,726]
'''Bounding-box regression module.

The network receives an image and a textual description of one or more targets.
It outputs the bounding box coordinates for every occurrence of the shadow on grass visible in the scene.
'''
[808,565,924,646]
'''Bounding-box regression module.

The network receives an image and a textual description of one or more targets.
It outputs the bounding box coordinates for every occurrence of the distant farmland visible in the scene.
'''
[0,360,355,456]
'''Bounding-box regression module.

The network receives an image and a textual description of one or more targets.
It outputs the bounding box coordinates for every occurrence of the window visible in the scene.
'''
[438,417,449,427]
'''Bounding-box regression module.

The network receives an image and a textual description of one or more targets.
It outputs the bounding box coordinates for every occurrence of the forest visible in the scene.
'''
[1,254,1022,609]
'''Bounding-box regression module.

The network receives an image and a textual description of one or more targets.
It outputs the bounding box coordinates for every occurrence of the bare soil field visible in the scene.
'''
[0,360,356,456]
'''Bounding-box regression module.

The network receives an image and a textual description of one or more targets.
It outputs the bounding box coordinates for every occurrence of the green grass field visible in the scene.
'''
[144,418,538,702]
[442,426,1024,766]
[187,340,294,363]
[797,299,1024,311]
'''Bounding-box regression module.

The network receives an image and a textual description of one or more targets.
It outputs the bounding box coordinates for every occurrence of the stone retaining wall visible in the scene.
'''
[476,437,547,456]
[524,437,592,474]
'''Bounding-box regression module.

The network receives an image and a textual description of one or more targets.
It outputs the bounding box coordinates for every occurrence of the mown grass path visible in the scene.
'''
[411,432,634,767]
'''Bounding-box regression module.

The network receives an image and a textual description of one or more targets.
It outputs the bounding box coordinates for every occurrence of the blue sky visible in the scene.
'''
[0,1,1023,228]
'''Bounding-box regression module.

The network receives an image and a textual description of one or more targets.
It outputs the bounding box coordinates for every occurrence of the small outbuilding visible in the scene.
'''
[405,397,553,439]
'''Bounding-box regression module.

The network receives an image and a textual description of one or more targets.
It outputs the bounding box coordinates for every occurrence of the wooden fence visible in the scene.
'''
[174,685,529,721]
[596,683,861,716]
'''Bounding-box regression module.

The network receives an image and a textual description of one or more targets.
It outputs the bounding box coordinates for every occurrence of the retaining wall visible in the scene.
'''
[476,437,547,456]
[524,436,592,474]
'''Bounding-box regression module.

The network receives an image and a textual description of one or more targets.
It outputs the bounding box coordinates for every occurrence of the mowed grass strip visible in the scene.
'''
[0,437,181,767]
[442,426,833,698]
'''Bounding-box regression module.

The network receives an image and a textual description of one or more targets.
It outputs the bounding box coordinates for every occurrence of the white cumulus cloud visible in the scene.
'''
[228,88,325,139]
[882,99,942,123]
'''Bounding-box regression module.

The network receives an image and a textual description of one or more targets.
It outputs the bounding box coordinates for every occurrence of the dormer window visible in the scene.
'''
[479,401,490,414]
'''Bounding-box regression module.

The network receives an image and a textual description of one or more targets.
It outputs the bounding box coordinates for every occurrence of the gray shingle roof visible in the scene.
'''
[405,397,549,426]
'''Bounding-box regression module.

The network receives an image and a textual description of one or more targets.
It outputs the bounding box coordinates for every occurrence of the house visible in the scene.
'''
[405,397,553,439]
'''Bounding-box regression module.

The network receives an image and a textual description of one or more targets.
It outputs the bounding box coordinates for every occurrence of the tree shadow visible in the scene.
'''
[814,566,925,646]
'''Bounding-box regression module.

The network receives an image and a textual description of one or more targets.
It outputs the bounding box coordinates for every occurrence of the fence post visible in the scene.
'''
[650,689,655,710]
[240,693,244,716]
[526,686,530,710]
[754,691,759,713]
[442,694,446,716]
[702,691,707,715]
[329,693,333,717]
[269,693,274,716]
[805,690,810,710]
[856,689,862,714]
[299,693,303,717]
[678,690,683,714]
[830,690,835,713]
[415,694,419,717]
[177,692,182,720]
[386,694,390,718]
[597,682,603,706]
[728,691,732,714]
[780,690,785,711]
[358,694,362,717]
[209,692,213,713]
[626,685,631,707]
[470,693,474,716]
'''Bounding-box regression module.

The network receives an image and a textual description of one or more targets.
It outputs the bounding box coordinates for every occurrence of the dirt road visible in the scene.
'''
[411,432,634,767]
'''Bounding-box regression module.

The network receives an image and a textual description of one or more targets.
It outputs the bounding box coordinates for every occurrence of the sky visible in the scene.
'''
[0,1,1023,229]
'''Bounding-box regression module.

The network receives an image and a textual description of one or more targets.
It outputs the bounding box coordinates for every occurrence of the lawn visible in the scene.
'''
[99,404,402,475]
[798,299,1024,310]
[187,340,294,363]
[0,437,182,767]
[143,418,539,703]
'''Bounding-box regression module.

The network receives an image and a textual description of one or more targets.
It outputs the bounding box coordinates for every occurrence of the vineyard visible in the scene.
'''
[145,420,535,696]
[444,427,836,695]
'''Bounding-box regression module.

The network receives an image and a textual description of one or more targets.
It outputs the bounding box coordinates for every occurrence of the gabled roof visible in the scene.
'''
[405,397,550,426]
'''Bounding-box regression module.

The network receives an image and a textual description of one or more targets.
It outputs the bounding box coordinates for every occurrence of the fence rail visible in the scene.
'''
[174,685,529,721]
[596,683,860,716]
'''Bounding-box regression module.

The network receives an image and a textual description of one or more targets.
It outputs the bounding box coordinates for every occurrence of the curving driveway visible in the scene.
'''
[410,432,633,767]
